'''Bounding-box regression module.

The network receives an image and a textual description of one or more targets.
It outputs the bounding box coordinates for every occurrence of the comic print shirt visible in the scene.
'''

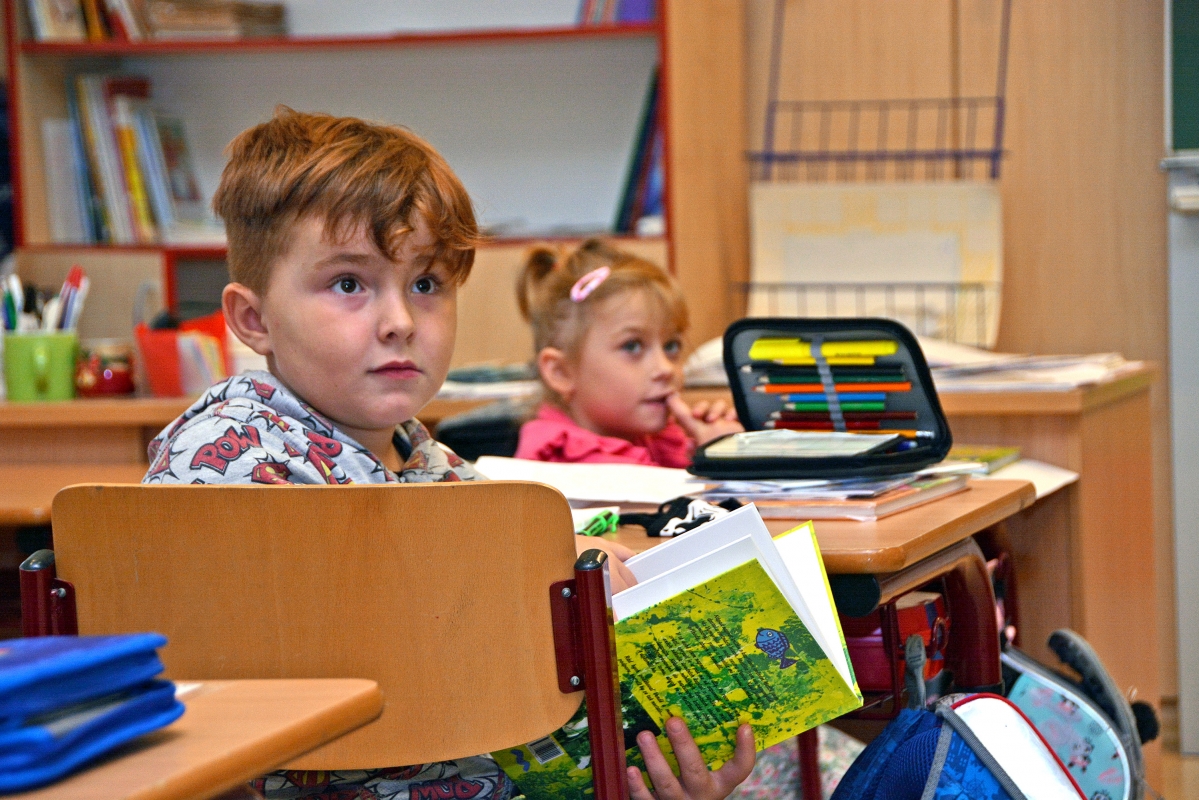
[144,370,481,486]
[143,371,515,800]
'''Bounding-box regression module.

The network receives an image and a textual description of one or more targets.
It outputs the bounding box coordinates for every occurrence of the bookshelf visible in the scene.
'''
[3,0,748,356]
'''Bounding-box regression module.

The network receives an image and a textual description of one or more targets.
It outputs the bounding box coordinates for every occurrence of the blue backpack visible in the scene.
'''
[831,693,1085,800]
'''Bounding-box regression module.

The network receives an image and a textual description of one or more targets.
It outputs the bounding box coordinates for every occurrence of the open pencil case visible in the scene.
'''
[689,318,952,479]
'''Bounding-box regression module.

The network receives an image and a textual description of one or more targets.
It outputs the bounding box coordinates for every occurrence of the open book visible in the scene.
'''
[492,505,862,799]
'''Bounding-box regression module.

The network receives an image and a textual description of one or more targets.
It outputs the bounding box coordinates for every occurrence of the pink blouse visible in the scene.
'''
[514,404,694,468]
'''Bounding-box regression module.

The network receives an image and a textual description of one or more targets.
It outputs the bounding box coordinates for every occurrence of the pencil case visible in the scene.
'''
[689,318,952,479]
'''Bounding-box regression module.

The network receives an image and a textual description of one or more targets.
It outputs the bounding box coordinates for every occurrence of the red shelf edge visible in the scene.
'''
[19,22,661,56]
[17,233,668,257]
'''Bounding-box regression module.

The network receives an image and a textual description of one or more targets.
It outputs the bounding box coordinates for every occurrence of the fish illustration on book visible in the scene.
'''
[756,628,798,668]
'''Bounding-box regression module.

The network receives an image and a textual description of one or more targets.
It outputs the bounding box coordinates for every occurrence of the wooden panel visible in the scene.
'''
[610,479,1036,574]
[1002,490,1075,668]
[0,426,147,463]
[454,236,668,367]
[0,463,147,525]
[13,679,383,800]
[51,482,582,768]
[0,397,191,426]
[743,0,1176,700]
[664,0,750,346]
[16,249,166,342]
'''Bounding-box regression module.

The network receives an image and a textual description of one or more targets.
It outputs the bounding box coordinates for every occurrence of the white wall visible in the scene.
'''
[124,37,657,236]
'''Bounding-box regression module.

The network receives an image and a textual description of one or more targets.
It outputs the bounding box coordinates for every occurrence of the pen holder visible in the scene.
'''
[3,332,79,402]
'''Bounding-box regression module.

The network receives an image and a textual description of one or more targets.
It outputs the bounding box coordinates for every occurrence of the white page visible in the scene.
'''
[611,537,761,622]
[474,456,697,505]
[984,459,1078,500]
[624,504,761,581]
[623,505,852,690]
[772,524,854,689]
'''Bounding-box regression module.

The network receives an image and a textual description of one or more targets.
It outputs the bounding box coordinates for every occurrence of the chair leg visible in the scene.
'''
[797,728,822,800]
[19,549,77,637]
[575,549,629,800]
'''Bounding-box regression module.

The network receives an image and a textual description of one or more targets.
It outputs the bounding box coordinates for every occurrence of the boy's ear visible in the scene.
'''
[537,347,575,402]
[222,283,272,356]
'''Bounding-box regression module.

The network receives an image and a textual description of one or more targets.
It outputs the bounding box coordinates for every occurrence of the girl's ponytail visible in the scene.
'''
[516,246,559,323]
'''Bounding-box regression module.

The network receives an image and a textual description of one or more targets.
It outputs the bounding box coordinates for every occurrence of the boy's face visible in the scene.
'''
[234,215,457,441]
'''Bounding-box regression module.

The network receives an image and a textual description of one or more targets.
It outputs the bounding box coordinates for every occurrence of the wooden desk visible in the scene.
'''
[610,479,1036,574]
[0,397,190,464]
[938,367,1159,728]
[0,396,495,465]
[13,678,383,800]
[0,464,149,526]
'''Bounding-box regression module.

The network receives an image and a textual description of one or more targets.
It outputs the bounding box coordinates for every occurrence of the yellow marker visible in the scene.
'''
[749,337,898,361]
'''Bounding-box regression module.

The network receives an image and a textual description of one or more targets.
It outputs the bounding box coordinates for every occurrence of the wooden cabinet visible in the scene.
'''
[3,0,747,353]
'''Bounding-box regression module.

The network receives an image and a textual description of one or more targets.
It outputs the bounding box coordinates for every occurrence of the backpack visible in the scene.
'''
[1002,629,1159,800]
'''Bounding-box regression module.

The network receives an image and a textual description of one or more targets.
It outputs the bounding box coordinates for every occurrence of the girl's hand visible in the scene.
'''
[628,718,756,800]
[667,394,743,447]
[574,535,638,593]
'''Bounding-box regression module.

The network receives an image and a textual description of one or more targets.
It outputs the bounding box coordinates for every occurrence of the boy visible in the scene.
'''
[144,108,755,800]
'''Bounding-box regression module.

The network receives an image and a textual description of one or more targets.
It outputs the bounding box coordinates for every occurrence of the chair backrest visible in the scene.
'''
[51,481,583,770]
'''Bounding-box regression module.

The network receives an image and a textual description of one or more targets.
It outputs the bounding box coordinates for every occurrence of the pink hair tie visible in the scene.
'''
[569,266,611,302]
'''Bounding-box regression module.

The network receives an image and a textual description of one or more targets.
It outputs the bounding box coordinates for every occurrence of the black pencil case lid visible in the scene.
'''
[689,317,952,480]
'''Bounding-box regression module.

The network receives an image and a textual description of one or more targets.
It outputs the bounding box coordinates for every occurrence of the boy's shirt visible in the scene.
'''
[144,371,514,800]
[145,371,480,485]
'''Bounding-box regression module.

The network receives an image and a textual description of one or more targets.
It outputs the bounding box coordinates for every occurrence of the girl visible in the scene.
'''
[515,239,742,466]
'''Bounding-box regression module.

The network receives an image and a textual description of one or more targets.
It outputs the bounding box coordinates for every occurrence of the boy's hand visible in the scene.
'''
[574,536,638,593]
[667,394,744,448]
[628,717,756,800]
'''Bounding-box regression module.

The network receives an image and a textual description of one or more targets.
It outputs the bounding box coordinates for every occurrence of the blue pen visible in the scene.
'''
[776,392,887,402]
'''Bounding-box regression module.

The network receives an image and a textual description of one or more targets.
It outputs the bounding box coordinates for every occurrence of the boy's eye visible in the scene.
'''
[620,339,643,355]
[664,339,682,357]
[412,275,439,295]
[333,277,361,295]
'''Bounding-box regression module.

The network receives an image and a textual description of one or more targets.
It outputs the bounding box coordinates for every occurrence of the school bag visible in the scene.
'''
[830,692,1086,800]
[1002,629,1159,800]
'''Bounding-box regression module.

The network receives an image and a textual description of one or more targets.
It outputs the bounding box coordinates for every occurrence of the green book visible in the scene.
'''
[492,507,862,799]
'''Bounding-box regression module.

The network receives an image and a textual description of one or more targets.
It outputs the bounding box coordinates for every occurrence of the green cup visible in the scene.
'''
[3,332,79,402]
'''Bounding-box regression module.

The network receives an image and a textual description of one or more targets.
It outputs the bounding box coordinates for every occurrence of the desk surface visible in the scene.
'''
[0,464,150,526]
[608,479,1035,574]
[13,678,383,800]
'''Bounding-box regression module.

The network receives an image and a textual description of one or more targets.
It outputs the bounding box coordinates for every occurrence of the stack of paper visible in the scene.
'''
[474,456,699,507]
[917,338,1143,392]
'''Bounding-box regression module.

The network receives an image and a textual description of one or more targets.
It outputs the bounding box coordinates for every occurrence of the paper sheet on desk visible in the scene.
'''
[978,459,1078,500]
[474,456,700,506]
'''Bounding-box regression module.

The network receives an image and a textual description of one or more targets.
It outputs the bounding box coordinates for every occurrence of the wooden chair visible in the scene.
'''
[20,482,629,799]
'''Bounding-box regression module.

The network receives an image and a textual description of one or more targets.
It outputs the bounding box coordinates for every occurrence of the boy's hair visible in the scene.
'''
[213,107,479,294]
[516,238,689,361]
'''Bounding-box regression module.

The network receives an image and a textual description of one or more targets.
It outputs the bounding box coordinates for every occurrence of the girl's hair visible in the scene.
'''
[516,238,689,360]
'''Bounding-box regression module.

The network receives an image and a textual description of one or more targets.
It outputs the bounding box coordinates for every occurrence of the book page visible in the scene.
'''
[612,537,760,622]
[623,504,761,581]
[773,524,855,690]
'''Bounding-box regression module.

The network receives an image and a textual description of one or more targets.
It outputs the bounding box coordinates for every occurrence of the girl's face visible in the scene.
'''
[564,289,684,440]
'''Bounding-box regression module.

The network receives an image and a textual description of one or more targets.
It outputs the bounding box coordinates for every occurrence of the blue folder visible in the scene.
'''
[0,634,185,792]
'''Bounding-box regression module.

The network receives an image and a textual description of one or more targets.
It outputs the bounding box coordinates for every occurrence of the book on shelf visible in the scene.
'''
[144,0,287,40]
[492,506,861,800]
[614,67,662,235]
[40,118,90,243]
[49,73,207,245]
[26,0,87,42]
[580,0,655,25]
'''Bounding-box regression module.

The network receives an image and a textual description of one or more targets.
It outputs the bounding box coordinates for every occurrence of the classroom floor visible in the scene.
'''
[1162,746,1199,799]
